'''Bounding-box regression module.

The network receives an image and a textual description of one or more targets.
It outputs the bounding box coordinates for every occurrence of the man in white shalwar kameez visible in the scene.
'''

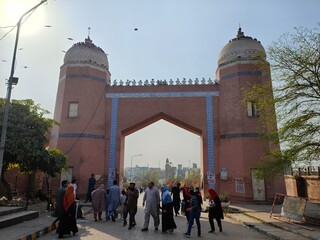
[141,182,160,231]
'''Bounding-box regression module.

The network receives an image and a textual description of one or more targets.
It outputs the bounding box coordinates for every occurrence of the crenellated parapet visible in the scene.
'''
[108,78,218,86]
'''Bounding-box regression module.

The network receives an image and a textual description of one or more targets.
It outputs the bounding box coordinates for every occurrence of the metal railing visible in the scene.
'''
[289,166,320,177]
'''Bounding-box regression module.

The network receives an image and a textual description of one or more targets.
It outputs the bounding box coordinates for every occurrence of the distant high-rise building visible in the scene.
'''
[177,164,183,178]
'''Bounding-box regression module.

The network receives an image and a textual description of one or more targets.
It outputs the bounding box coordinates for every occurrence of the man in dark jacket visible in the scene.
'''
[195,187,203,212]
[84,173,96,203]
[126,182,139,230]
[171,182,181,216]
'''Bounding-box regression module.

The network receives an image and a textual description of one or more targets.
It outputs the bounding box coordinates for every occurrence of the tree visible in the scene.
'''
[0,99,67,199]
[242,23,320,177]
[39,149,68,177]
[181,168,201,187]
[40,149,68,210]
[139,170,161,188]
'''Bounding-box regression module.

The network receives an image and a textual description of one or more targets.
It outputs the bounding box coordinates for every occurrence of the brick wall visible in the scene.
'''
[305,176,320,202]
[284,175,320,202]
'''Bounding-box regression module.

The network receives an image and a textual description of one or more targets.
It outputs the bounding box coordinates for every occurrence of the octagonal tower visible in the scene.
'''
[217,28,284,202]
[50,37,110,194]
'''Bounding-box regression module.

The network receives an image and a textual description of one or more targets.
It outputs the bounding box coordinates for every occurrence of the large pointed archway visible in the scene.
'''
[105,87,219,192]
[120,112,203,185]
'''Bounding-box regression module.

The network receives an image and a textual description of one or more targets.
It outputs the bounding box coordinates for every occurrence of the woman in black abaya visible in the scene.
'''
[160,185,177,233]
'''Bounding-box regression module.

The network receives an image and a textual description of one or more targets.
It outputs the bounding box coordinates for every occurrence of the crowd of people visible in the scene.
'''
[52,174,225,238]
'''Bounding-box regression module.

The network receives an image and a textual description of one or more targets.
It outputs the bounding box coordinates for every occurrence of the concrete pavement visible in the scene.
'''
[38,204,271,240]
[0,200,319,239]
[227,203,320,240]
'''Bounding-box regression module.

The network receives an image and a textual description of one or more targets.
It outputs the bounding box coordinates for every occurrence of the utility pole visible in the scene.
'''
[0,0,47,178]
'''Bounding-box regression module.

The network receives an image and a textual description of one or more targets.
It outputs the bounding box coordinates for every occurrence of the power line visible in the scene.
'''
[0,25,16,29]
[0,26,16,41]
[0,9,36,41]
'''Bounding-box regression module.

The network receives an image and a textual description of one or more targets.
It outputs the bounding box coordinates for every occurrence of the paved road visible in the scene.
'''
[39,203,272,239]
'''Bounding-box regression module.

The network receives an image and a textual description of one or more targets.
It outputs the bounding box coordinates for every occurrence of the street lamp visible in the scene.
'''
[0,0,47,178]
[130,154,142,181]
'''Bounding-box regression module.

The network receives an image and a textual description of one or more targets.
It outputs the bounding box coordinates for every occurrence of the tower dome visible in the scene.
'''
[63,37,109,70]
[218,28,266,67]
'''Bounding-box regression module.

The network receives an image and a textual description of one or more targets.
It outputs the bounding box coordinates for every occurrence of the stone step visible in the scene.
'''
[0,211,39,229]
[0,206,24,217]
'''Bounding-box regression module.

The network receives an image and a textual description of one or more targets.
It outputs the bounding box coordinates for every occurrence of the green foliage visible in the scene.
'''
[138,170,161,188]
[181,168,201,187]
[269,24,320,163]
[242,23,320,176]
[0,99,66,175]
[40,149,68,177]
[219,192,230,202]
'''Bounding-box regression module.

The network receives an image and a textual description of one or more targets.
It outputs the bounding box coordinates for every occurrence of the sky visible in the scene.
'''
[0,0,319,168]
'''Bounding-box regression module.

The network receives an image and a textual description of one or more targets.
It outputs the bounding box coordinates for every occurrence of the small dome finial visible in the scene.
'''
[85,27,92,44]
[237,25,244,39]
[88,27,91,38]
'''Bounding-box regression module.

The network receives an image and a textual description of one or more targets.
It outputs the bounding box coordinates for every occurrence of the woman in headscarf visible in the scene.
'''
[160,185,177,233]
[208,188,224,233]
[91,184,106,221]
[57,185,78,238]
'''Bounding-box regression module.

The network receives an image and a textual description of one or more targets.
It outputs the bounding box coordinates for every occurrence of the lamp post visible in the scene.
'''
[0,0,47,178]
[130,154,142,181]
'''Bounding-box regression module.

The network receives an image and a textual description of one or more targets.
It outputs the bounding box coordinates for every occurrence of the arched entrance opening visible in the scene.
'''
[120,113,203,190]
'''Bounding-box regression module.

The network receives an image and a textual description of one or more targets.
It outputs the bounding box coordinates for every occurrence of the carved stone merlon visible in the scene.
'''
[108,78,218,86]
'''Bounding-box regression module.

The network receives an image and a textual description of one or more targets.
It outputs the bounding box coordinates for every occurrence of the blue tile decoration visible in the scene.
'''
[220,71,262,81]
[108,97,118,188]
[51,133,105,139]
[105,91,219,98]
[206,96,215,189]
[67,73,106,83]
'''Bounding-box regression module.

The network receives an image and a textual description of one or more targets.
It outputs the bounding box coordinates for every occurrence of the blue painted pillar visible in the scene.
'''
[206,96,215,189]
[108,97,118,188]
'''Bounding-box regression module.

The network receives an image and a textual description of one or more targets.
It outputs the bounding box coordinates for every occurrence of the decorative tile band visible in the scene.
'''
[220,71,262,81]
[66,73,106,83]
[105,91,219,98]
[108,97,118,188]
[220,133,260,139]
[109,78,217,86]
[106,92,218,188]
[51,133,105,139]
[206,96,215,189]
